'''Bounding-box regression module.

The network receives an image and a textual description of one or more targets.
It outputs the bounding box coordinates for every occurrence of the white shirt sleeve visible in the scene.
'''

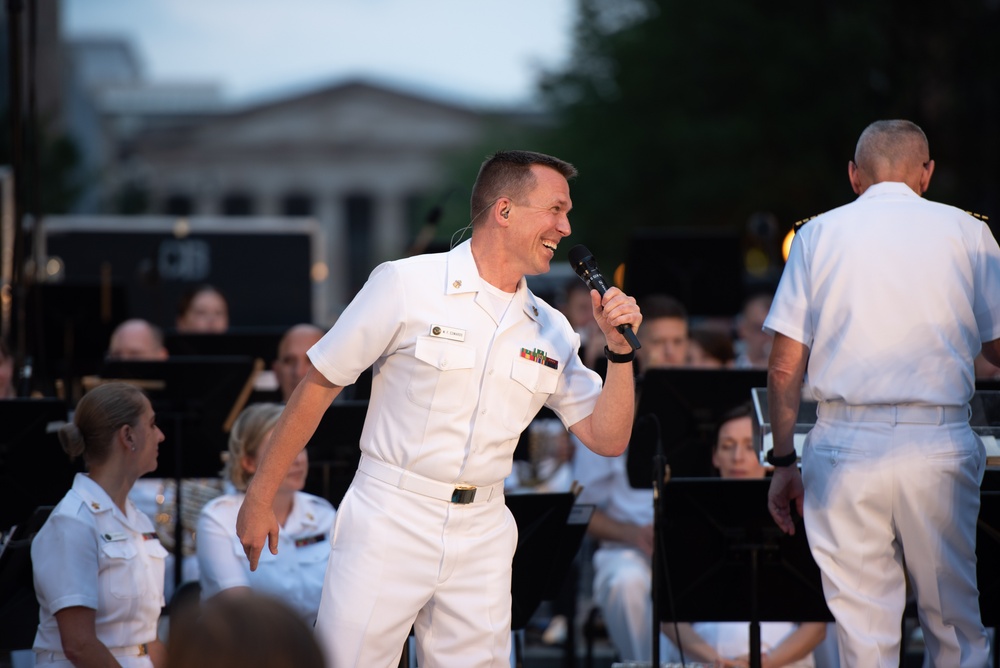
[764,230,814,346]
[973,221,1000,343]
[196,498,250,598]
[32,511,100,613]
[309,261,406,386]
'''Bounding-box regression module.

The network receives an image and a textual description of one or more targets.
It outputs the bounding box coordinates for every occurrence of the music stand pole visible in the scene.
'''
[749,547,761,668]
[651,416,667,666]
[172,416,184,592]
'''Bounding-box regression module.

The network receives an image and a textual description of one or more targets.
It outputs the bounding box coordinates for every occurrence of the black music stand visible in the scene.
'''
[623,228,748,317]
[628,369,768,485]
[506,493,593,668]
[658,478,832,668]
[304,401,370,508]
[978,469,1000,628]
[0,399,80,531]
[0,506,53,651]
[26,283,128,394]
[164,327,287,361]
[99,356,260,587]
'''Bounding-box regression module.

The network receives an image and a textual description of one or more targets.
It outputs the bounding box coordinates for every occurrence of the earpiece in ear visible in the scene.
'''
[501,209,510,219]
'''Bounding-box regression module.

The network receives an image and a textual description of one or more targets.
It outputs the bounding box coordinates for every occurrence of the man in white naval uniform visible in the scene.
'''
[765,119,1000,667]
[237,150,643,668]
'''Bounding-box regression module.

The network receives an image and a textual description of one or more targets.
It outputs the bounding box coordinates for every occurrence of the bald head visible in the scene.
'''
[274,324,325,401]
[849,120,934,196]
[108,319,168,360]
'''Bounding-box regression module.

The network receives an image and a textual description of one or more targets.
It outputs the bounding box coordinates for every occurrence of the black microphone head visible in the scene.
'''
[567,244,595,276]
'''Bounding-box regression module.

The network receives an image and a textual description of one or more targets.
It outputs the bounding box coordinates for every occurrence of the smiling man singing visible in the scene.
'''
[237,150,643,668]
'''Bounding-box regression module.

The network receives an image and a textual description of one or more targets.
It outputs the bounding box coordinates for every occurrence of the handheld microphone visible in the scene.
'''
[567,244,641,351]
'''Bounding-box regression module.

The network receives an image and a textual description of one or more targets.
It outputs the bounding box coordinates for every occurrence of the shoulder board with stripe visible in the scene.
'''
[966,211,989,222]
[792,215,819,232]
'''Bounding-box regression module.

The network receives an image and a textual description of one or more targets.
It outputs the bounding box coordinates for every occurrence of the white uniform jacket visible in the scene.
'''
[308,240,603,487]
[32,473,167,653]
[197,491,335,623]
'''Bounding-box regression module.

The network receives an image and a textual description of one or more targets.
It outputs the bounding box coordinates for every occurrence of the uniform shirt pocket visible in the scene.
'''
[503,355,561,431]
[407,336,477,412]
[100,540,144,600]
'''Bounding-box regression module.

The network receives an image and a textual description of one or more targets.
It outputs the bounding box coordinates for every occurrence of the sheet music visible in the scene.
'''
[981,435,1000,459]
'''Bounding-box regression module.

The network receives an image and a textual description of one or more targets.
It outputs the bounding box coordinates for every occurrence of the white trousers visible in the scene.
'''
[314,471,517,668]
[592,546,673,663]
[802,416,990,667]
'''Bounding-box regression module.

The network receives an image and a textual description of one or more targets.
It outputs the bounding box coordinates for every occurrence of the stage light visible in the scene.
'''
[173,218,191,239]
[311,262,329,282]
[45,256,64,279]
[745,248,769,276]
[613,262,625,289]
[782,229,795,262]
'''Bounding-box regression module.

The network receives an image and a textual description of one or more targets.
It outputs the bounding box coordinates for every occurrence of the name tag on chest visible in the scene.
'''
[430,325,465,342]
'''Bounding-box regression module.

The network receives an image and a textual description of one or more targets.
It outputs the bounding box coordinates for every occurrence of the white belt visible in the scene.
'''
[358,454,503,505]
[818,401,970,425]
[37,644,148,663]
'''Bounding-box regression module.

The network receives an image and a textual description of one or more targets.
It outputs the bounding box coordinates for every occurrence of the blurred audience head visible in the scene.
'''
[636,294,689,370]
[711,402,764,480]
[0,337,15,398]
[108,319,169,361]
[176,284,229,333]
[687,327,735,368]
[166,592,325,668]
[559,278,594,333]
[225,403,285,491]
[273,324,324,402]
[735,291,773,368]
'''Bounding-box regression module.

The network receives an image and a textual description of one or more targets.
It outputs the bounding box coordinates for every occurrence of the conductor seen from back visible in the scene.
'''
[765,119,1000,667]
[237,150,642,668]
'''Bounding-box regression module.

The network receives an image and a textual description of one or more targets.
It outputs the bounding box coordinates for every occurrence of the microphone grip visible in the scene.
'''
[617,323,641,351]
[585,273,641,351]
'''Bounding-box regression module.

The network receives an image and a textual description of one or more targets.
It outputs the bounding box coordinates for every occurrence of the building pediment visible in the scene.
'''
[136,79,496,157]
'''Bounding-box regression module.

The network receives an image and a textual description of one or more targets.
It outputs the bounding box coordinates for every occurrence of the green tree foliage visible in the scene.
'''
[0,108,86,214]
[533,0,1000,266]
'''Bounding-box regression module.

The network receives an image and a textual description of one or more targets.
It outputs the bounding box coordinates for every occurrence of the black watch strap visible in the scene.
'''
[604,345,635,364]
[766,448,798,467]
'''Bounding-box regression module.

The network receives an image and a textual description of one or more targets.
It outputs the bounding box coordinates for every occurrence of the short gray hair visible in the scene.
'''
[854,120,929,178]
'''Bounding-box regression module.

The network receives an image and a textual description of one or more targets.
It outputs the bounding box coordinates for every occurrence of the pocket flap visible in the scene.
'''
[414,336,476,371]
[100,540,138,560]
[510,357,559,394]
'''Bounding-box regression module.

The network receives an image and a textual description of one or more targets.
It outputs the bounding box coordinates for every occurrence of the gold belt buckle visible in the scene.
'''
[138,644,149,656]
[451,484,477,504]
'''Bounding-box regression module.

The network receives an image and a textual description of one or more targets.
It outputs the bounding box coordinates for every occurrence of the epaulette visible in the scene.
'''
[966,210,989,223]
[792,215,819,232]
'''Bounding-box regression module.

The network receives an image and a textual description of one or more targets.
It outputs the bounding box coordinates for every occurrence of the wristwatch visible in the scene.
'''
[765,449,798,467]
[604,346,635,364]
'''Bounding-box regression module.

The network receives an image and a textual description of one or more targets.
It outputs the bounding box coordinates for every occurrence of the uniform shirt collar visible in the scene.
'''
[859,181,920,200]
[73,473,129,515]
[73,473,115,514]
[284,492,321,532]
[73,473,145,529]
[446,240,544,325]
